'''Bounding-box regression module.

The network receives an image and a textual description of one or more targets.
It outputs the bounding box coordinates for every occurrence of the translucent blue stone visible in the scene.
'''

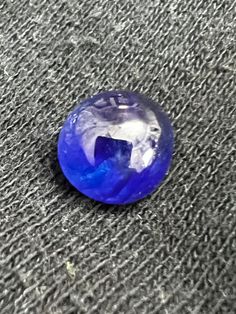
[58,91,174,204]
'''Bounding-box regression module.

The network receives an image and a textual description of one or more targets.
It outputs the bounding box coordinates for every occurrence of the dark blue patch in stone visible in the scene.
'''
[95,136,133,167]
[57,90,174,204]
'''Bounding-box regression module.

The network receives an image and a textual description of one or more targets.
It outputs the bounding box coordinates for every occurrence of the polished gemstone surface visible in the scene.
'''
[57,91,174,204]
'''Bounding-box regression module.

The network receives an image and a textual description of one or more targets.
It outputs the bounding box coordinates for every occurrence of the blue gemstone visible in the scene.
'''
[58,91,174,204]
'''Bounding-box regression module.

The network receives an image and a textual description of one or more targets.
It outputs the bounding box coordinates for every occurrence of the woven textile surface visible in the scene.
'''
[0,0,236,313]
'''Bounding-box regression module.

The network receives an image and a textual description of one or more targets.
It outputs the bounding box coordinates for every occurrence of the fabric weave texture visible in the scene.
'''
[0,0,236,313]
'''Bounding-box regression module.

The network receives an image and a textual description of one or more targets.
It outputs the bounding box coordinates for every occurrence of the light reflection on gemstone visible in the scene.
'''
[58,90,174,204]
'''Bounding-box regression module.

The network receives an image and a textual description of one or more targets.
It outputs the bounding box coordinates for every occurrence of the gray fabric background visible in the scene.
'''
[0,0,236,313]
